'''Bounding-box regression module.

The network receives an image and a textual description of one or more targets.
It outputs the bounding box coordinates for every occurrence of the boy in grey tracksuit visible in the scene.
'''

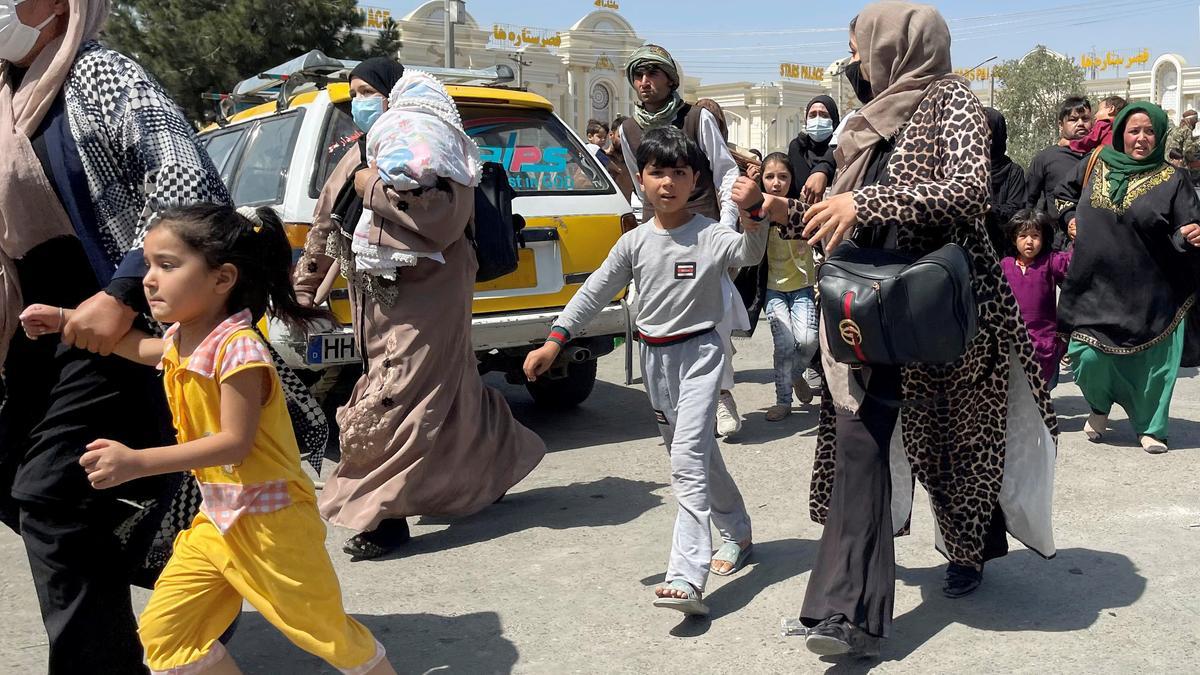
[525,127,768,615]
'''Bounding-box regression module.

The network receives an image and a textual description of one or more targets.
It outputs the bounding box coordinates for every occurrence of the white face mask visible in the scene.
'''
[806,116,834,142]
[0,0,56,65]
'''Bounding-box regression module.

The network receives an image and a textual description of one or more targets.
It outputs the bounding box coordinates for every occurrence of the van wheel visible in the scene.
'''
[525,360,598,409]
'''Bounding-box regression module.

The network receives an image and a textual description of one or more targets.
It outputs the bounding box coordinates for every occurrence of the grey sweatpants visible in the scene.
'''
[641,331,752,592]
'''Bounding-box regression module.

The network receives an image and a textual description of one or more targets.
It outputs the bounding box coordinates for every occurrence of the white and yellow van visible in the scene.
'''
[198,53,634,408]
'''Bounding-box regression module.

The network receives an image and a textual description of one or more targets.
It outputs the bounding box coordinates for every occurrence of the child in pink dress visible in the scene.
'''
[1000,209,1073,388]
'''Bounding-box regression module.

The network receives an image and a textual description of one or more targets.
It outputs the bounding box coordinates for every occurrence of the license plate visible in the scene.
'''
[306,332,358,365]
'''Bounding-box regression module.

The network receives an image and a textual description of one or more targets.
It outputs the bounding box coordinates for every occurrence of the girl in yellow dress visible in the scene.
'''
[20,205,395,675]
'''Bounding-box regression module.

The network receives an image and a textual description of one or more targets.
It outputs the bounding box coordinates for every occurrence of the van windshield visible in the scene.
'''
[460,106,612,196]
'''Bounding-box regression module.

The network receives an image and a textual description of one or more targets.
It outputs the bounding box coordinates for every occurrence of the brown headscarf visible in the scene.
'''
[0,0,110,367]
[823,2,959,413]
[831,2,957,197]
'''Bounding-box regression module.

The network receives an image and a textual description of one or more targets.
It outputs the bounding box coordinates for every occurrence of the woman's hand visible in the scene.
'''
[802,191,858,249]
[1181,222,1200,247]
[354,162,379,198]
[1068,218,1077,240]
[744,163,761,182]
[802,172,829,205]
[80,439,144,489]
[523,342,562,382]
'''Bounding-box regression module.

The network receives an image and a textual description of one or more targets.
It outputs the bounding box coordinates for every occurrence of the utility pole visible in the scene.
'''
[970,55,998,107]
[443,0,463,68]
[507,51,532,89]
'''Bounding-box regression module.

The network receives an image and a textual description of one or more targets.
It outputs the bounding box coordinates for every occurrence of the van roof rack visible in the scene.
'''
[227,53,518,114]
[413,64,515,87]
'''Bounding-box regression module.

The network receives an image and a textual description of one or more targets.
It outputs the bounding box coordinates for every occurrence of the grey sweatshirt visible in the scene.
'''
[556,215,768,339]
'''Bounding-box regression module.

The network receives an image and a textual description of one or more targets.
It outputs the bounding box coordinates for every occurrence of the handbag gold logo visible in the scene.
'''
[839,319,862,346]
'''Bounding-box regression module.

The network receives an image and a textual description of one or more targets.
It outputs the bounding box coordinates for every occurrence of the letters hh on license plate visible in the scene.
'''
[307,332,359,365]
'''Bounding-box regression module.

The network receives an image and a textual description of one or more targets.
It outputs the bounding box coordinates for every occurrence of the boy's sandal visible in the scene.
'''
[710,541,753,577]
[652,580,710,616]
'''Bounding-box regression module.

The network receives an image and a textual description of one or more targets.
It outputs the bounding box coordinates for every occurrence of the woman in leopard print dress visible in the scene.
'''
[734,2,1057,656]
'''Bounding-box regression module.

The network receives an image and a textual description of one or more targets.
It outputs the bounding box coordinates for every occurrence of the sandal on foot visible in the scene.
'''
[710,541,753,577]
[344,518,410,559]
[1084,413,1108,442]
[652,579,709,616]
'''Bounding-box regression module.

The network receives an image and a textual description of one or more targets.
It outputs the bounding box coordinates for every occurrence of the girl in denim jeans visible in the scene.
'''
[757,154,821,421]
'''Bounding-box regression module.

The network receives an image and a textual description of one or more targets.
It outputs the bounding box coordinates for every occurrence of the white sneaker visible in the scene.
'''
[1140,435,1168,454]
[1084,413,1107,442]
[716,391,742,437]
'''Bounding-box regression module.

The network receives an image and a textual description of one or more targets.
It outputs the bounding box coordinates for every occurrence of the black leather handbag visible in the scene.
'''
[817,241,977,366]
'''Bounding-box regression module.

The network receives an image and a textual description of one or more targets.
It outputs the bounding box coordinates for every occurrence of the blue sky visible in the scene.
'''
[371,0,1200,85]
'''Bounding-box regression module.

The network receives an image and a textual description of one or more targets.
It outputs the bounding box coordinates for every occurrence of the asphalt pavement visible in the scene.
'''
[2,325,1198,673]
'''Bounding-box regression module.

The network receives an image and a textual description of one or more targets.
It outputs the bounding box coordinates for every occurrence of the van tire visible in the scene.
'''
[525,359,597,409]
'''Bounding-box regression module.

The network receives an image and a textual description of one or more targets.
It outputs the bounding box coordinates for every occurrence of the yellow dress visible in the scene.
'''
[138,311,382,674]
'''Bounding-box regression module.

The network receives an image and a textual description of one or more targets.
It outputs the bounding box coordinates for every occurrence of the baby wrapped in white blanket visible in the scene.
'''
[353,71,482,278]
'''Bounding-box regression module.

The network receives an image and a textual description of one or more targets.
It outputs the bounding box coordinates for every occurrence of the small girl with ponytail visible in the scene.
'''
[20,205,395,675]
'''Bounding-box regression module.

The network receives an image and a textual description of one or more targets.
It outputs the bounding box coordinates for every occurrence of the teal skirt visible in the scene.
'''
[1068,322,1186,441]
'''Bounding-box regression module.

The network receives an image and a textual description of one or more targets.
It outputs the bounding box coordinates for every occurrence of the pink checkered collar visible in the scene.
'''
[162,309,256,378]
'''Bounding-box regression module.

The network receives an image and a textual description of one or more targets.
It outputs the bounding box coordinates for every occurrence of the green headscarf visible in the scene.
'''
[1098,101,1170,203]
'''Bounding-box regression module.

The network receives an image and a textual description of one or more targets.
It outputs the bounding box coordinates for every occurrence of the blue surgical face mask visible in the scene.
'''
[351,95,385,132]
[806,116,834,142]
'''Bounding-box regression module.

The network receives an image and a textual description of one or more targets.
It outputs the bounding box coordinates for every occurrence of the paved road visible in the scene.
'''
[2,325,1199,673]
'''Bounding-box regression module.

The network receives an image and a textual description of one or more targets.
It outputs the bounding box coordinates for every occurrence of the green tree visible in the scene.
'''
[994,46,1087,168]
[370,17,403,58]
[107,0,368,123]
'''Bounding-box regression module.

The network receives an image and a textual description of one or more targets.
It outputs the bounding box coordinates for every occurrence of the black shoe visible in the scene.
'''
[804,616,880,658]
[943,563,983,598]
[344,518,410,559]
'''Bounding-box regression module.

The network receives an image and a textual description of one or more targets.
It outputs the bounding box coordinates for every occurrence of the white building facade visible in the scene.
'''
[365,4,1198,146]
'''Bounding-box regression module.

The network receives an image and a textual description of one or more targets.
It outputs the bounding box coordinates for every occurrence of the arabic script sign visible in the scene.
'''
[1080,49,1150,72]
[594,0,620,9]
[490,24,563,51]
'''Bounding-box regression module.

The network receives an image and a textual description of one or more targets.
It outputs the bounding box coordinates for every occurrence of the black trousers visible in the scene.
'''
[1,239,174,674]
[801,366,902,638]
[800,366,1010,639]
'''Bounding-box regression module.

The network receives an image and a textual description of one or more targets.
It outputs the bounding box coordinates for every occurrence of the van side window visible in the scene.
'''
[230,111,304,206]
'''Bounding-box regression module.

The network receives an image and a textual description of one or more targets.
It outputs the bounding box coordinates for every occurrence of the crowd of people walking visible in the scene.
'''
[0,0,1197,672]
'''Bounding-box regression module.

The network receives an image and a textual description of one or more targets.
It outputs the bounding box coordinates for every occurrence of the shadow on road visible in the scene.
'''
[727,408,820,445]
[487,376,662,453]
[226,610,519,674]
[816,547,1146,672]
[367,476,667,560]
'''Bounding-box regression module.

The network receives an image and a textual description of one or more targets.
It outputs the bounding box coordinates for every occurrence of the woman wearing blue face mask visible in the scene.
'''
[297,56,405,309]
[787,95,842,205]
